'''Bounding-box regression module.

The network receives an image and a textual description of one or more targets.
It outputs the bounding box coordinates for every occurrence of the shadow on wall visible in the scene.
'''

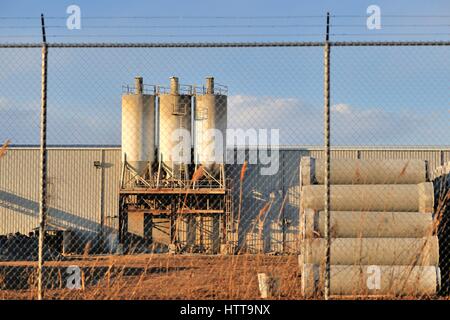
[227,149,304,253]
[0,189,118,254]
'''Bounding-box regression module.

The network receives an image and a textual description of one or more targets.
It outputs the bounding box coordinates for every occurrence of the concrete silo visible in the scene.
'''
[158,77,192,181]
[121,76,155,179]
[194,77,227,185]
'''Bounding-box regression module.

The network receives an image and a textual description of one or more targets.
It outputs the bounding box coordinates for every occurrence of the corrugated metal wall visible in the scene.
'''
[102,149,122,231]
[0,148,121,238]
[0,147,448,253]
[47,149,102,232]
[0,149,39,234]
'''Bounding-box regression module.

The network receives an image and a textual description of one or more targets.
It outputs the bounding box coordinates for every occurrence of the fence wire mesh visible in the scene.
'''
[0,42,448,299]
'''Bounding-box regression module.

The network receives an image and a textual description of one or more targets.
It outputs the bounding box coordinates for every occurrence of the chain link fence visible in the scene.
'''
[0,41,448,299]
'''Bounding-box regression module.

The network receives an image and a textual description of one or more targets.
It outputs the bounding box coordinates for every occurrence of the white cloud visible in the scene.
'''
[227,95,323,145]
[0,97,7,110]
[331,103,351,114]
[228,95,449,146]
[1,93,447,146]
[0,96,38,112]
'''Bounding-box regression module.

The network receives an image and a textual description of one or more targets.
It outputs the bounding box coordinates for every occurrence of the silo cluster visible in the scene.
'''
[121,76,228,185]
[120,76,230,254]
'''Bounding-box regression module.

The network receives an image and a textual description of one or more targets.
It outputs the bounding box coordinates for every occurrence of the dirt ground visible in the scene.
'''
[0,254,301,300]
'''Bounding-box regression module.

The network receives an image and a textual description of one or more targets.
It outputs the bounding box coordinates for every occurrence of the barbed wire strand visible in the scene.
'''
[1,14,450,20]
[0,33,448,39]
[0,24,449,29]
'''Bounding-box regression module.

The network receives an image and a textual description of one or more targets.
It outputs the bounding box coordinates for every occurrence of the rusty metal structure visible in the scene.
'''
[118,76,232,254]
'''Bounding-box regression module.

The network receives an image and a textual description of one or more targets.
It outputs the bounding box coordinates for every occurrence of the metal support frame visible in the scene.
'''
[169,198,177,248]
[37,13,48,301]
[323,12,331,301]
[118,188,229,254]
[118,196,128,245]
[118,156,230,254]
[2,41,449,49]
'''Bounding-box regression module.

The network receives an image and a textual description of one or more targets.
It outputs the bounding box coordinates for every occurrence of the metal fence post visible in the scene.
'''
[323,12,331,300]
[38,13,48,300]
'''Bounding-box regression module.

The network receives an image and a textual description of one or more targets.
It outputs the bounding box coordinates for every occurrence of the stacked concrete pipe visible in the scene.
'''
[299,157,440,298]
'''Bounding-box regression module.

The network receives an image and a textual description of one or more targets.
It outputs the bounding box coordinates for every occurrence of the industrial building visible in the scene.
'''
[2,74,447,296]
[1,144,448,254]
[0,75,448,257]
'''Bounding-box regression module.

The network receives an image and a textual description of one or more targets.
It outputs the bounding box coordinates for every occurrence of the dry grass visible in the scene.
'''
[0,254,301,300]
[0,139,10,159]
[0,253,444,300]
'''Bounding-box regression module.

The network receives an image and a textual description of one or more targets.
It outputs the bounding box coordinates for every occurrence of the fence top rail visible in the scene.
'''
[0,41,449,48]
[0,41,322,48]
[9,145,450,151]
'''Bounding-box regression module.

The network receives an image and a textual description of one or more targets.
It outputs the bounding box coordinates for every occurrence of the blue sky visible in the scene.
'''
[0,1,448,146]
[1,0,450,42]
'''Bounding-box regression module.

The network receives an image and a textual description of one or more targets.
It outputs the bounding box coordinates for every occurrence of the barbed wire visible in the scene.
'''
[0,24,449,29]
[0,15,448,41]
[0,33,326,38]
[1,14,450,20]
[0,33,448,39]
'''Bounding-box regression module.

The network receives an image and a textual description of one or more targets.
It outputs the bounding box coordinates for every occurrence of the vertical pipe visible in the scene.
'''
[205,76,214,94]
[99,150,106,245]
[118,196,124,244]
[170,76,179,95]
[38,13,48,301]
[323,12,331,300]
[281,150,286,253]
[135,76,143,94]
